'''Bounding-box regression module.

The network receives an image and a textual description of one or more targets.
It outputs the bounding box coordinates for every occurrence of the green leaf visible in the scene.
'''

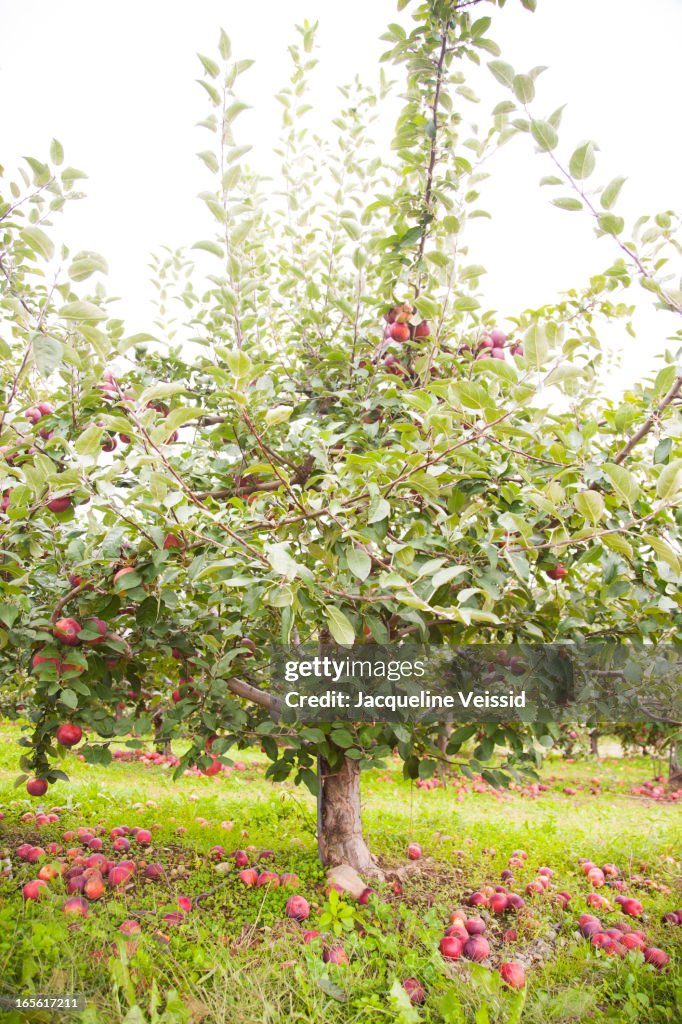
[654,438,673,465]
[551,197,583,211]
[488,61,515,88]
[525,324,549,368]
[50,138,64,165]
[367,496,390,524]
[347,548,371,582]
[226,349,252,381]
[656,459,682,500]
[75,424,104,455]
[643,534,680,575]
[218,29,231,60]
[68,252,108,281]
[60,688,78,709]
[198,53,220,78]
[266,542,302,581]
[192,240,224,258]
[531,120,558,152]
[569,142,596,180]
[601,176,626,210]
[59,301,108,322]
[325,606,355,646]
[602,463,640,504]
[21,226,54,261]
[602,533,633,560]
[265,405,293,427]
[512,74,535,103]
[597,213,625,235]
[33,334,63,378]
[574,489,604,525]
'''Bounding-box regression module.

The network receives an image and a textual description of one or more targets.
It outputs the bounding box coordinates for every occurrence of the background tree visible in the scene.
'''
[1,0,680,874]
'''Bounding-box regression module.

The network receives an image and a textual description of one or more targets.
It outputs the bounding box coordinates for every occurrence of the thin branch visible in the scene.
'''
[613,375,682,464]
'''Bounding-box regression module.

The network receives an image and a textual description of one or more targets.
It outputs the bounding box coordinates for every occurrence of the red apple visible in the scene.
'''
[47,496,72,514]
[22,880,49,901]
[390,322,410,342]
[407,842,422,860]
[53,617,81,645]
[463,935,491,962]
[546,565,568,581]
[239,869,258,886]
[414,321,431,339]
[56,723,82,747]
[439,935,464,960]
[285,895,310,921]
[402,978,426,1004]
[323,946,348,965]
[643,947,669,969]
[27,778,49,797]
[62,896,89,917]
[499,962,525,989]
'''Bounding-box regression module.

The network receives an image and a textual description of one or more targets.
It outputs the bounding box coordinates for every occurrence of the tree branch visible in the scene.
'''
[613,375,682,464]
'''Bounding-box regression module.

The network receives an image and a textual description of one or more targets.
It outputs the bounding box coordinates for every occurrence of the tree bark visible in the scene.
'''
[317,755,382,878]
[589,729,599,758]
[153,713,172,755]
[669,741,681,788]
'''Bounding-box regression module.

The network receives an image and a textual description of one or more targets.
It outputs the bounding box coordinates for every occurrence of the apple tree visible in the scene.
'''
[1,0,681,874]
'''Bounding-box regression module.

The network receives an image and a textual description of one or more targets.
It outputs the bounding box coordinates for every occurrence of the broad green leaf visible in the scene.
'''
[75,424,104,455]
[50,138,64,165]
[602,463,640,504]
[367,496,390,524]
[602,533,633,560]
[488,61,515,88]
[525,324,549,368]
[218,28,231,60]
[33,334,63,378]
[598,213,625,235]
[59,301,108,322]
[60,688,78,709]
[347,548,371,582]
[512,74,534,103]
[643,534,681,575]
[198,53,220,78]
[569,142,596,180]
[601,176,626,210]
[192,240,224,257]
[531,120,558,152]
[656,459,682,499]
[68,252,108,281]
[265,405,293,428]
[325,606,355,646]
[21,226,54,260]
[431,566,468,590]
[574,489,604,524]
[226,349,252,381]
[552,197,583,211]
[266,542,302,581]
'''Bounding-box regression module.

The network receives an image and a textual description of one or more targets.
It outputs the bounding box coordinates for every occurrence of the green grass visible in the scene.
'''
[0,722,680,1024]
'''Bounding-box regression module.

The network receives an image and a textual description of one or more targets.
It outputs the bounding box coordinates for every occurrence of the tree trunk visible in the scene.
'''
[317,755,382,878]
[589,729,599,758]
[669,742,681,788]
[153,714,172,755]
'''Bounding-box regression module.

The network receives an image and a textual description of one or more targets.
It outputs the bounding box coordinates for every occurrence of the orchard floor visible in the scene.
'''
[0,725,680,1024]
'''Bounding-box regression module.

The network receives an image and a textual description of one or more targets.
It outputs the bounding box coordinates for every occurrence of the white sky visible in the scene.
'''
[2,0,681,395]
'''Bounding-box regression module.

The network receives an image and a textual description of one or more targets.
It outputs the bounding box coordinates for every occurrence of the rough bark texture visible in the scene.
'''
[317,755,383,879]
[589,729,600,758]
[669,742,681,788]
[153,714,172,756]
